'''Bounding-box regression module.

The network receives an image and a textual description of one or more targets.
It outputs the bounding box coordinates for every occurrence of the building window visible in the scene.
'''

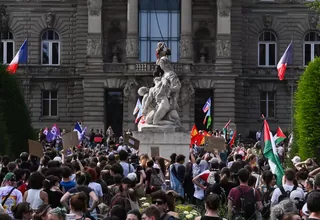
[260,91,275,118]
[139,0,180,62]
[41,30,60,65]
[258,31,277,67]
[0,31,14,64]
[42,91,58,116]
[304,32,320,65]
[194,89,213,131]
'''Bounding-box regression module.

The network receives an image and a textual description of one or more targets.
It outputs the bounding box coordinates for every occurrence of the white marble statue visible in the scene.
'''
[138,55,181,127]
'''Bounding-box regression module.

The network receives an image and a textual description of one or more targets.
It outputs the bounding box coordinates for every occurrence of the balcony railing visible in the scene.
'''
[15,65,75,76]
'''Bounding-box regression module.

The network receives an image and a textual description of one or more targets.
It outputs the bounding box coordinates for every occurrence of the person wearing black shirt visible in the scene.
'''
[306,191,320,220]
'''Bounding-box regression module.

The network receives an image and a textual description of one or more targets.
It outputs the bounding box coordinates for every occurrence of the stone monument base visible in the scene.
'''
[132,129,190,161]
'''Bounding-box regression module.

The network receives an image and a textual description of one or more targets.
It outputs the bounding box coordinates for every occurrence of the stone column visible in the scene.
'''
[179,0,192,64]
[87,0,103,60]
[126,0,139,68]
[84,0,104,130]
[215,0,232,72]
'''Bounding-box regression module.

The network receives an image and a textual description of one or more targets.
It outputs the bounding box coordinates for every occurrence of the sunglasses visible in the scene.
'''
[152,200,164,205]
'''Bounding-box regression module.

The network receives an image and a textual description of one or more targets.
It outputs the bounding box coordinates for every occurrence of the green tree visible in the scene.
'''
[294,57,320,160]
[0,65,36,158]
[307,0,320,14]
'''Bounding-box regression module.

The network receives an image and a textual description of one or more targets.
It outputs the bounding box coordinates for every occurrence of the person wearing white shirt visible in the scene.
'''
[0,173,23,218]
[271,169,304,206]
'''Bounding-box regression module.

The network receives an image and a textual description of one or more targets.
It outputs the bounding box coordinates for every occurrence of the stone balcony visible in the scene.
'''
[103,62,216,75]
[15,65,76,77]
[242,67,304,79]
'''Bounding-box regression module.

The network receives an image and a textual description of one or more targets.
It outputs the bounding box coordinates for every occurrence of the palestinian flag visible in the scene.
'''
[273,127,286,145]
[194,170,216,185]
[229,130,236,147]
[263,119,284,186]
[222,119,231,140]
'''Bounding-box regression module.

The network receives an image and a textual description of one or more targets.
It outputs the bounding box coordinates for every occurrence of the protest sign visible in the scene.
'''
[28,139,43,158]
[203,136,226,152]
[124,134,140,150]
[62,131,79,149]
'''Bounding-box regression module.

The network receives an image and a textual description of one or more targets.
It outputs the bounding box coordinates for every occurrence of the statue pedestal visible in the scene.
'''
[132,129,190,161]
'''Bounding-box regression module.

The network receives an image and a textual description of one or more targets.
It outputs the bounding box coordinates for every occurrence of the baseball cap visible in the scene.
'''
[127,173,137,182]
[290,189,304,201]
[53,157,62,163]
[4,172,16,181]
[291,156,301,165]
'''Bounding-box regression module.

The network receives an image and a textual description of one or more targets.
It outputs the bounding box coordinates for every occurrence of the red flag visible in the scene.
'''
[190,125,199,148]
[229,130,236,147]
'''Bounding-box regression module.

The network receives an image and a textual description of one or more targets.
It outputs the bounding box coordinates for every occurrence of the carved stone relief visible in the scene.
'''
[0,8,9,30]
[46,12,55,28]
[87,38,102,56]
[216,39,231,58]
[126,38,138,58]
[263,14,273,28]
[123,79,138,100]
[180,36,192,59]
[217,0,231,17]
[87,0,102,16]
[180,79,195,106]
[309,15,319,29]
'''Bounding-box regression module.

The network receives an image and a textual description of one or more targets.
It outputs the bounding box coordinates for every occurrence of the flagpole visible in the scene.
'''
[25,12,29,106]
[290,33,294,132]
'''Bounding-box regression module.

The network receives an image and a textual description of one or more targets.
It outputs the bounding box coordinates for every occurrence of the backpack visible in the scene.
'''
[260,186,274,218]
[150,169,164,188]
[278,185,297,203]
[232,186,256,220]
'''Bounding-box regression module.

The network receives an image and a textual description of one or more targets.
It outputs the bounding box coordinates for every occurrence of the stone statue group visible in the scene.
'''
[138,42,182,127]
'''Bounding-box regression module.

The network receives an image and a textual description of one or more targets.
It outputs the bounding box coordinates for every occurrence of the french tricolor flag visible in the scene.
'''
[7,40,28,74]
[277,41,293,81]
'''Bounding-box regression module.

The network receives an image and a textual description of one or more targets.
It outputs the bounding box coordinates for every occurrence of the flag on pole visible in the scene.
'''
[222,119,231,139]
[263,118,284,186]
[229,130,236,147]
[133,98,143,123]
[74,122,83,140]
[202,98,211,113]
[7,40,28,74]
[277,41,293,81]
[43,127,48,136]
[46,124,61,142]
[133,99,142,115]
[273,127,286,145]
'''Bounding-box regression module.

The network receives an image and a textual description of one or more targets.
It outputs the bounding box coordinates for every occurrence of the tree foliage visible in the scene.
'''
[0,65,36,158]
[294,57,320,160]
[307,0,320,14]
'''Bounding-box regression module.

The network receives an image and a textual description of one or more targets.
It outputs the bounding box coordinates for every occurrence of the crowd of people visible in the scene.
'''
[0,128,318,220]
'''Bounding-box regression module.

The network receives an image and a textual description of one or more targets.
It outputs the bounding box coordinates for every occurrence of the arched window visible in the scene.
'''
[139,0,180,62]
[304,32,320,65]
[258,31,277,67]
[41,30,60,65]
[0,31,14,64]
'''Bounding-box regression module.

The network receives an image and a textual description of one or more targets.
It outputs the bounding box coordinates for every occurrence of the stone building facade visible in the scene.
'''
[0,0,315,137]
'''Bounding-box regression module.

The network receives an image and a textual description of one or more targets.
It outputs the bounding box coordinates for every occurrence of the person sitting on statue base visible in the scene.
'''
[153,42,171,77]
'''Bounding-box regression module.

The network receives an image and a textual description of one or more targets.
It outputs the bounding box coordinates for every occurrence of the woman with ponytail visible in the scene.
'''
[43,175,63,208]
